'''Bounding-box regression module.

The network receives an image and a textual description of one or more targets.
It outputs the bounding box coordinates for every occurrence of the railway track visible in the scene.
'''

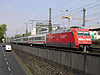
[39,45,100,54]
[25,44,100,54]
[91,47,100,53]
[13,43,100,54]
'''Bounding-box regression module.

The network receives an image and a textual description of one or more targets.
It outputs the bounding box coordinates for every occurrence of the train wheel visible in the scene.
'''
[83,46,87,52]
[83,46,90,53]
[30,44,32,47]
[79,47,83,51]
[88,46,92,51]
[43,44,46,46]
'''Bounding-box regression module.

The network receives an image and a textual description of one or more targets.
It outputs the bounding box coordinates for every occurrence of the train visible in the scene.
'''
[11,26,92,52]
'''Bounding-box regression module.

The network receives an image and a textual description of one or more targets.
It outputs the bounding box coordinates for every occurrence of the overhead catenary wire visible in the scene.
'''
[70,0,99,17]
[52,0,90,18]
[21,0,100,30]
[87,11,100,17]
[52,0,96,21]
[70,0,98,12]
[52,0,87,18]
[86,2,100,11]
[52,0,73,15]
[32,0,99,25]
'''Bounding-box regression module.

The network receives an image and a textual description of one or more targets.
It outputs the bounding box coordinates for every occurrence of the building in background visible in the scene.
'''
[36,22,63,34]
[31,28,36,35]
[89,31,100,40]
[52,24,61,31]
[36,21,49,34]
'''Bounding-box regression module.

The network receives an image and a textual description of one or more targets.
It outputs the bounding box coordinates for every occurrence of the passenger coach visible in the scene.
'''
[27,34,46,44]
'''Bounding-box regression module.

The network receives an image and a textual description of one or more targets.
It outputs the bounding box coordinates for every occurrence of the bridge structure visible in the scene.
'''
[12,44,100,75]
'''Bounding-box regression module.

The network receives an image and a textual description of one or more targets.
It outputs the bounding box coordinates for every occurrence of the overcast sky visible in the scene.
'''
[0,0,100,37]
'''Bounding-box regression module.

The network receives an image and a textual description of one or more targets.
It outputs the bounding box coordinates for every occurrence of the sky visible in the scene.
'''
[0,0,100,37]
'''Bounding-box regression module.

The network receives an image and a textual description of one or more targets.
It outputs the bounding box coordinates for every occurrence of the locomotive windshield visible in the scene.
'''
[77,31,89,36]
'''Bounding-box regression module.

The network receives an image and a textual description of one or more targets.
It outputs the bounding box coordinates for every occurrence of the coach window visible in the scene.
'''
[41,36,44,40]
[31,38,33,41]
[30,38,32,41]
[32,38,35,40]
[39,37,41,40]
[26,38,28,41]
[23,38,25,41]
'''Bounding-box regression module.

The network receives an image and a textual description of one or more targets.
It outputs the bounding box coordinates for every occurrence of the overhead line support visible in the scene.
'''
[49,8,52,32]
[83,8,86,27]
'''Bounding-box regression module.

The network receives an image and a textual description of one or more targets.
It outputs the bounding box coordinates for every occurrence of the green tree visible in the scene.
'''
[0,24,7,42]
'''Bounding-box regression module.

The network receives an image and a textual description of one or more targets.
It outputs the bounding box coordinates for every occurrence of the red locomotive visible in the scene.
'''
[46,27,92,52]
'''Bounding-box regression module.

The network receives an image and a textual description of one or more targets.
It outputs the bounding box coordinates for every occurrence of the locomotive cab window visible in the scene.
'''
[77,31,89,36]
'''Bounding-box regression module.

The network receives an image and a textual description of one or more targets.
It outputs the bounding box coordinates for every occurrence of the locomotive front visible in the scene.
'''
[76,29,92,52]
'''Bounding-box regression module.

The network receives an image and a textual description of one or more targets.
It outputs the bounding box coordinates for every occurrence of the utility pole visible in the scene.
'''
[26,23,28,34]
[66,10,70,29]
[4,25,7,43]
[83,8,86,27]
[24,23,28,34]
[49,8,52,32]
[5,31,6,43]
[16,30,17,35]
